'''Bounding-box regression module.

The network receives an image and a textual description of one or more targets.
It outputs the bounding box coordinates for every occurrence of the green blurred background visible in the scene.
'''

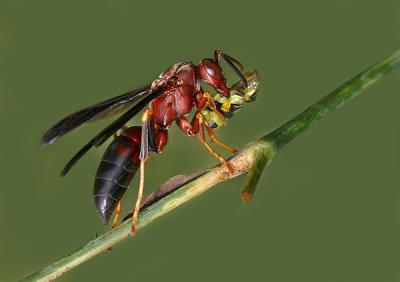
[1,1,399,281]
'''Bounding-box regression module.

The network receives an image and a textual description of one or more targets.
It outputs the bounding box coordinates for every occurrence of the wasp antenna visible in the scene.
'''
[214,50,248,88]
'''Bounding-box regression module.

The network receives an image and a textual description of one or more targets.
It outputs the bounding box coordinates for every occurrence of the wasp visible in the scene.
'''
[42,50,260,234]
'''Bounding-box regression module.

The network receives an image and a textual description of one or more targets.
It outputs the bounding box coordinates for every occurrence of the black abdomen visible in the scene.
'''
[93,127,141,224]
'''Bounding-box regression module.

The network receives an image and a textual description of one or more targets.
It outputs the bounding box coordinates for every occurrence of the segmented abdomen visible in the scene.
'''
[93,126,141,224]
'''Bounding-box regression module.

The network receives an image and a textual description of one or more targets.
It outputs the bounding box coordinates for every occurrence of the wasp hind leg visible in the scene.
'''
[112,201,122,229]
[107,201,122,251]
[109,133,123,245]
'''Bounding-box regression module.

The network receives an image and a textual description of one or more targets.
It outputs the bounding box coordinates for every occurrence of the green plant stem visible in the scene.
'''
[264,49,400,149]
[20,48,400,282]
[20,142,270,282]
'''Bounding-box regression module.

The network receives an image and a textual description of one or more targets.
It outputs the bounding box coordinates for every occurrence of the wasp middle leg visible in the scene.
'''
[130,109,152,235]
[130,109,168,235]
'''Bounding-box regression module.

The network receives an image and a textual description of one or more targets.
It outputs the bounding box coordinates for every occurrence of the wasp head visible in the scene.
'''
[200,69,260,130]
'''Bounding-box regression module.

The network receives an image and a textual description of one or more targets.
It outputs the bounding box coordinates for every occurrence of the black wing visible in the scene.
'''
[60,87,165,176]
[41,84,152,145]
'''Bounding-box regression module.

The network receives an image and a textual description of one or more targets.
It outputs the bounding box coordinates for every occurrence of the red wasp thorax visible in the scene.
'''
[150,63,199,129]
[149,59,230,130]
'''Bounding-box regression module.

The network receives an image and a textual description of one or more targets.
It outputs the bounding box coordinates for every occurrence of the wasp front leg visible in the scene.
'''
[205,126,237,154]
[176,91,219,137]
[195,91,226,123]
[191,112,234,173]
[194,92,237,153]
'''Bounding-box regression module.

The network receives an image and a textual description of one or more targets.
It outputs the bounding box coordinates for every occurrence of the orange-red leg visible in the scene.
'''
[130,109,151,235]
[196,113,234,173]
[205,126,237,153]
[176,116,194,136]
[112,201,122,229]
[198,91,226,123]
[131,159,145,235]
[108,201,122,251]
